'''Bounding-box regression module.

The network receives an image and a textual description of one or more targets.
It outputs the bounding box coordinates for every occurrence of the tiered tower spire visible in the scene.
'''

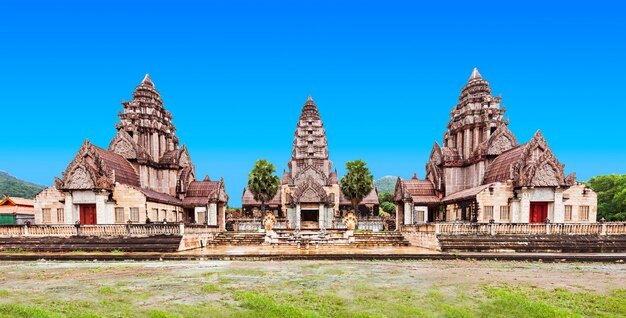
[443,68,506,162]
[116,74,179,161]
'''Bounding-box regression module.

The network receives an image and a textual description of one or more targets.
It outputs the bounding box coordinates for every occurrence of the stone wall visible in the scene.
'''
[34,187,65,224]
[402,232,441,251]
[562,184,598,223]
[475,182,514,223]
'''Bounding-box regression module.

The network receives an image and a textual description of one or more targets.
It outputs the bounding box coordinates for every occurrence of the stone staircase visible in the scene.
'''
[209,232,265,246]
[353,232,410,247]
[438,235,626,253]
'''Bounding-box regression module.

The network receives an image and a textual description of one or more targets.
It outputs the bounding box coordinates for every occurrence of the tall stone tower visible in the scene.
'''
[115,74,179,162]
[443,68,506,161]
[288,96,332,178]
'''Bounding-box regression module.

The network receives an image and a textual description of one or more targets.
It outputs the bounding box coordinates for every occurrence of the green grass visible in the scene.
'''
[0,261,624,317]
[0,249,29,253]
[0,284,624,317]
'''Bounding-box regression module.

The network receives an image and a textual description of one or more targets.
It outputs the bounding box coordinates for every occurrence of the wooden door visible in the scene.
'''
[529,202,548,223]
[80,204,97,224]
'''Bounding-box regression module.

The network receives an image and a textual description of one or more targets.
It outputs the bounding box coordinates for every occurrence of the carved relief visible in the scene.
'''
[108,130,138,159]
[65,167,95,189]
[529,162,560,187]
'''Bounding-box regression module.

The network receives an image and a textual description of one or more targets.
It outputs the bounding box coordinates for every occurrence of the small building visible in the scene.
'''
[0,196,35,224]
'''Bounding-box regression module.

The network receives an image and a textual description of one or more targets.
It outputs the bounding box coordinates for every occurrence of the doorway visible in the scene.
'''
[301,209,319,229]
[529,202,548,223]
[80,204,97,224]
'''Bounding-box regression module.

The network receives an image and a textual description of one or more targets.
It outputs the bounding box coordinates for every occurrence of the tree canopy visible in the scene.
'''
[340,160,373,212]
[247,159,280,212]
[586,174,626,221]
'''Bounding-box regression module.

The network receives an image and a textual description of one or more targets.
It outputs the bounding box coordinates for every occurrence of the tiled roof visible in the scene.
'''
[187,181,219,197]
[400,179,440,205]
[138,187,182,205]
[0,196,34,207]
[339,188,379,205]
[182,180,222,207]
[93,146,140,187]
[442,184,492,203]
[483,144,526,184]
[242,187,282,206]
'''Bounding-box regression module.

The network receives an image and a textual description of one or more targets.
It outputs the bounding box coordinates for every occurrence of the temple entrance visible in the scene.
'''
[529,202,548,223]
[301,209,319,229]
[80,204,97,224]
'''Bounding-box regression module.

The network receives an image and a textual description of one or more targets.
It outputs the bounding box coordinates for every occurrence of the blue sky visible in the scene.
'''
[1,0,625,206]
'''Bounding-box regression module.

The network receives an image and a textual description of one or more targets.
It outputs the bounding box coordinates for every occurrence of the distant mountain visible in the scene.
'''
[374,176,397,195]
[0,170,46,199]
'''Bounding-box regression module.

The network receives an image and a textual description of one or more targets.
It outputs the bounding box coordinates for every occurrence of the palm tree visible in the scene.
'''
[340,160,373,216]
[247,159,280,214]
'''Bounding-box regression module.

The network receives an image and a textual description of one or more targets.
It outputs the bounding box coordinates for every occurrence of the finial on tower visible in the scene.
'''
[468,67,482,82]
[142,73,154,86]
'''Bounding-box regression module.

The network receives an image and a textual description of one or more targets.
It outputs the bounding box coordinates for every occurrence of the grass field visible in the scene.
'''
[0,260,624,317]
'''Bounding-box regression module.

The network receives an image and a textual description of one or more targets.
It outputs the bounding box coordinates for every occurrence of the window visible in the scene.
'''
[308,140,313,145]
[197,212,207,224]
[308,152,314,157]
[578,206,589,221]
[308,130,313,135]
[500,206,511,220]
[484,206,494,221]
[42,208,51,223]
[161,209,167,222]
[151,208,158,221]
[415,210,425,223]
[130,208,140,223]
[115,208,125,223]
[56,208,64,223]
[564,205,572,221]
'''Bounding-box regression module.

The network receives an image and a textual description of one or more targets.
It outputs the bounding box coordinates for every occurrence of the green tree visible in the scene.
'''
[380,201,396,214]
[379,192,393,205]
[247,159,280,214]
[340,160,374,214]
[587,174,626,221]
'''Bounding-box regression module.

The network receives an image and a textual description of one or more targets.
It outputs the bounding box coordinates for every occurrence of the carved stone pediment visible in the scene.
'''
[512,131,566,187]
[483,125,518,156]
[292,176,330,204]
[108,130,139,160]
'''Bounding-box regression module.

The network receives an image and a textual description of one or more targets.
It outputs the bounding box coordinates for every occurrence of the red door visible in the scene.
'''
[529,202,548,223]
[80,204,97,224]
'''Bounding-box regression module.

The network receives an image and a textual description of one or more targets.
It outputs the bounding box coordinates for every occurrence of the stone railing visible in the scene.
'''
[225,217,395,231]
[401,222,626,236]
[0,224,202,237]
[184,224,221,234]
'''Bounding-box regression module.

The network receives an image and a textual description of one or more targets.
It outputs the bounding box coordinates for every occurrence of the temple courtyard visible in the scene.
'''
[0,260,624,317]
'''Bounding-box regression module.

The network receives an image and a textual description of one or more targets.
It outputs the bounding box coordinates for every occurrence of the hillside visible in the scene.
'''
[374,176,397,195]
[0,170,46,199]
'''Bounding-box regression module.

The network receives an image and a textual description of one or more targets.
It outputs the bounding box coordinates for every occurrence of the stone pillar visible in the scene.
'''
[318,203,325,229]
[208,203,217,226]
[95,192,109,224]
[64,193,75,224]
[553,189,564,223]
[295,204,301,229]
[520,190,530,223]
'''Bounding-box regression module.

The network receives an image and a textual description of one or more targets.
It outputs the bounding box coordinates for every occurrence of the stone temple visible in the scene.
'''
[394,68,597,225]
[34,75,228,229]
[242,97,379,229]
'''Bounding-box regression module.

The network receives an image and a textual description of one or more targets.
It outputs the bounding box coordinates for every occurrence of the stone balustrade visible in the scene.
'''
[0,223,220,237]
[402,222,626,236]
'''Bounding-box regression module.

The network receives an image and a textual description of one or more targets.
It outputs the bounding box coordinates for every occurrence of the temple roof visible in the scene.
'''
[442,184,492,203]
[241,187,282,206]
[139,187,182,205]
[182,179,226,207]
[0,196,34,207]
[93,146,141,187]
[395,177,440,205]
[483,145,525,183]
[339,188,379,205]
